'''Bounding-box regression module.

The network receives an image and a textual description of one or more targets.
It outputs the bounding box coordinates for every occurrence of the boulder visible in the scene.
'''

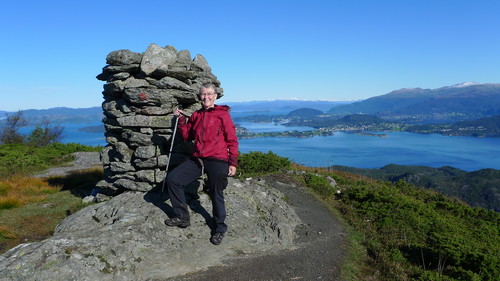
[140,43,178,76]
[106,49,142,66]
[0,178,301,281]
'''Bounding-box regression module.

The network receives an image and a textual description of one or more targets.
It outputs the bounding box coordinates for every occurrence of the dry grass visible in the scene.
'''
[0,168,102,254]
[0,225,16,239]
[0,176,60,210]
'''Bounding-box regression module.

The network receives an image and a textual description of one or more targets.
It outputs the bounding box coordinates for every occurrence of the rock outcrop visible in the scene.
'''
[0,178,301,280]
[96,43,222,194]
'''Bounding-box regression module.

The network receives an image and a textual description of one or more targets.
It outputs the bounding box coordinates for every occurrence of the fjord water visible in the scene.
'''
[19,122,106,147]
[239,131,500,171]
[28,121,500,171]
[236,122,500,171]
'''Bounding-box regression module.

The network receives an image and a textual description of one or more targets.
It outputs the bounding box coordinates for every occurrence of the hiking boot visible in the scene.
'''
[210,232,224,245]
[164,217,190,228]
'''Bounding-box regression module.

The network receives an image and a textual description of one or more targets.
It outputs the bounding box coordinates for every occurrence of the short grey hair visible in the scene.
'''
[198,83,221,99]
[199,83,217,95]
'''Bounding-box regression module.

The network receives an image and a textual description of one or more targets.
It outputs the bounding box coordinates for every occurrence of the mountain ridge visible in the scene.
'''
[328,82,500,123]
[2,82,499,124]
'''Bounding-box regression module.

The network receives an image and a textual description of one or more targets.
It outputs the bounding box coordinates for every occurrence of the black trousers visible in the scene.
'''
[166,157,229,233]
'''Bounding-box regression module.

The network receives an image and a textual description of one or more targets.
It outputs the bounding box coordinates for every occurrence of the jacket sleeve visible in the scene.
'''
[222,112,239,167]
[177,113,194,142]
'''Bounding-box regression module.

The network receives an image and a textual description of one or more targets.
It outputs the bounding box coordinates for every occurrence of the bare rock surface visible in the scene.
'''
[167,174,349,281]
[0,178,301,281]
[1,150,348,280]
[33,152,102,178]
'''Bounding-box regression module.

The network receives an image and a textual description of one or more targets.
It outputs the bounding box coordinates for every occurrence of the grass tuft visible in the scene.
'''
[0,176,61,209]
[0,225,17,239]
[0,196,22,210]
[0,168,102,254]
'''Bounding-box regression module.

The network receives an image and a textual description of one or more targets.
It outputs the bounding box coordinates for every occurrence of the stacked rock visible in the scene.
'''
[96,43,223,194]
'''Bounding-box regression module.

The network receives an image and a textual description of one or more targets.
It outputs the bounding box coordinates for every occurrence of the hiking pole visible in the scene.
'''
[161,113,180,193]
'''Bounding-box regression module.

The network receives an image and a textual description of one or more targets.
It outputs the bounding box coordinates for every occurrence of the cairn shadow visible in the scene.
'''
[45,169,103,198]
[144,181,215,232]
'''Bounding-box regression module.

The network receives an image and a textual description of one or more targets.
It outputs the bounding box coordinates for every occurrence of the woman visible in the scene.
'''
[164,83,238,245]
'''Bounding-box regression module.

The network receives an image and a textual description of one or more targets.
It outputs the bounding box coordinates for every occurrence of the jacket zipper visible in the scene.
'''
[200,110,206,155]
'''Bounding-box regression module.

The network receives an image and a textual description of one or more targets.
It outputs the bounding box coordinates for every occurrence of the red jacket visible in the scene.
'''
[178,105,239,167]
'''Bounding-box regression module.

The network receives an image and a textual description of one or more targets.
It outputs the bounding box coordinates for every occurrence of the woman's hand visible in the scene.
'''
[228,166,237,177]
[173,108,185,117]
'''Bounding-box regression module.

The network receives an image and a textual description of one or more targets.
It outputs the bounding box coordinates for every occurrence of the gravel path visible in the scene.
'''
[34,151,102,178]
[167,174,349,281]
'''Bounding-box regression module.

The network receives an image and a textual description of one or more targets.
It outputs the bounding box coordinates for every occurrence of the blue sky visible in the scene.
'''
[1,0,499,111]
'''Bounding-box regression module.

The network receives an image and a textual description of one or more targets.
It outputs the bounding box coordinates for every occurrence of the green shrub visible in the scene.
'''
[299,170,500,281]
[336,179,500,280]
[1,111,67,147]
[26,122,64,147]
[303,173,335,196]
[238,151,291,177]
[0,143,101,177]
[0,111,26,144]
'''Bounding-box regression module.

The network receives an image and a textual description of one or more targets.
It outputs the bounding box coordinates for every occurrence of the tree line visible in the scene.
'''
[0,111,64,146]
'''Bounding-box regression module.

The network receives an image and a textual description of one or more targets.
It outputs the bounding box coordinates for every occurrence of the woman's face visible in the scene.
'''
[199,88,216,109]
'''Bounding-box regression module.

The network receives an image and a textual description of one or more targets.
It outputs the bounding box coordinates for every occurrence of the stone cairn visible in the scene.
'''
[96,43,223,194]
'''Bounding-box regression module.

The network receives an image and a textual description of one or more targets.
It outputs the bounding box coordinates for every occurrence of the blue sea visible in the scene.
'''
[21,121,500,171]
[19,122,106,147]
[236,122,500,171]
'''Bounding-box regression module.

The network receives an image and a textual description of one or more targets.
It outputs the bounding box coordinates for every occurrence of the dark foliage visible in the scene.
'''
[331,164,500,212]
[0,111,66,147]
[287,108,324,118]
[238,151,291,177]
[0,143,101,177]
[300,170,500,280]
[0,111,26,144]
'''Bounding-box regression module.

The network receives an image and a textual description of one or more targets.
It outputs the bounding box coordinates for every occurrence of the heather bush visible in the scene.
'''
[238,151,291,177]
[26,121,64,147]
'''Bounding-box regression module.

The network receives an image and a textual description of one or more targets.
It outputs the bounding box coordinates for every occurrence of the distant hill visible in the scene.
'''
[328,87,435,115]
[285,113,389,128]
[287,108,324,118]
[336,114,385,125]
[0,102,353,126]
[452,115,500,132]
[331,164,500,212]
[328,83,500,123]
[226,100,355,117]
[0,107,103,125]
[407,115,500,137]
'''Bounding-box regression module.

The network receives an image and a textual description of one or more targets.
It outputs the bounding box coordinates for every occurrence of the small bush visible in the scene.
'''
[26,122,64,147]
[238,151,291,177]
[0,111,26,144]
[303,173,335,196]
[1,111,66,147]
